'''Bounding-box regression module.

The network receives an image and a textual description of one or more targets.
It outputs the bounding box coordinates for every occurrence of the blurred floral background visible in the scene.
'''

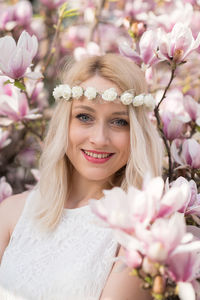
[1,0,200,299]
[1,0,200,197]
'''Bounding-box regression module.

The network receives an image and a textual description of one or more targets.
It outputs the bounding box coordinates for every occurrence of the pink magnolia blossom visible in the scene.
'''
[167,250,200,300]
[134,213,187,262]
[90,177,190,232]
[74,42,102,62]
[13,0,32,26]
[124,0,155,18]
[148,3,193,33]
[161,111,187,141]
[119,30,160,67]
[169,177,200,217]
[0,177,13,203]
[183,95,200,123]
[158,23,200,63]
[0,87,41,122]
[39,0,66,10]
[0,128,11,149]
[171,139,200,169]
[0,31,38,79]
[115,212,200,264]
[0,4,15,31]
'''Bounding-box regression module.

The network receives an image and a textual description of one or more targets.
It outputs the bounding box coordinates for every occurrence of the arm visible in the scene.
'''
[100,246,153,300]
[0,192,28,264]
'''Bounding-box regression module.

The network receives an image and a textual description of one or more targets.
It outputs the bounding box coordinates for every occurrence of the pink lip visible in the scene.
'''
[81,149,114,164]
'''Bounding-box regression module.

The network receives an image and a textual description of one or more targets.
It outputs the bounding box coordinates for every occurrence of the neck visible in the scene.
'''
[66,169,112,208]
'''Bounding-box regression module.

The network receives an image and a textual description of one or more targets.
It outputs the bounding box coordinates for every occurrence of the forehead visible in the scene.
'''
[71,97,129,115]
[72,75,128,114]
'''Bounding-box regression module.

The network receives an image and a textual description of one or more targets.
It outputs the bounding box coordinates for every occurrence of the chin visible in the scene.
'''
[83,171,112,182]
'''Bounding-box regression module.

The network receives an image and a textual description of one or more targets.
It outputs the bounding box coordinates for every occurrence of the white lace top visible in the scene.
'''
[0,189,119,300]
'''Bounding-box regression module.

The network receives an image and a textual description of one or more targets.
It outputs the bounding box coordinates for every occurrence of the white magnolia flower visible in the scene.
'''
[120,92,134,105]
[53,84,71,101]
[84,87,97,100]
[143,94,155,110]
[72,86,83,99]
[133,94,145,107]
[102,88,118,101]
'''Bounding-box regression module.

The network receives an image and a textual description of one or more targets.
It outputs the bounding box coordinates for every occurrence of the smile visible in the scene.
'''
[81,149,114,163]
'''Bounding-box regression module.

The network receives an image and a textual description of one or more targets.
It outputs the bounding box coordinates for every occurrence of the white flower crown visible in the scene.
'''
[52,84,156,110]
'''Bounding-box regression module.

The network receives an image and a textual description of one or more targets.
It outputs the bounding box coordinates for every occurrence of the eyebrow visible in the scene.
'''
[73,105,129,116]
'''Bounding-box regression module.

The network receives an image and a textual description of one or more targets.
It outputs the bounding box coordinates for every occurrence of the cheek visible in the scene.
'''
[114,132,130,155]
[68,123,86,148]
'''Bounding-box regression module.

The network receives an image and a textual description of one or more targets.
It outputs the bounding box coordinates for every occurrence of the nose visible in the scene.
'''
[89,122,110,147]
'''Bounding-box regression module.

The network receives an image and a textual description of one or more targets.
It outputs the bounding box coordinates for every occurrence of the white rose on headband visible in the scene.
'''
[102,88,118,101]
[84,87,97,100]
[144,94,156,110]
[72,86,83,99]
[53,84,71,101]
[133,94,145,107]
[120,92,134,105]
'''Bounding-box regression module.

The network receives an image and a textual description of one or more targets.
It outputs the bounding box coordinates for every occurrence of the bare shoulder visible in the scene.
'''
[100,246,153,300]
[0,191,30,263]
[0,191,30,237]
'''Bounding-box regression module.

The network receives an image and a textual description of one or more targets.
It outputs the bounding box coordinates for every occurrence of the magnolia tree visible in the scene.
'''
[0,0,200,299]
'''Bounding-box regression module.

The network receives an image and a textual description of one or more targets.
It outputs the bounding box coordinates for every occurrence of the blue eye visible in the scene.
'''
[111,119,129,127]
[76,113,92,122]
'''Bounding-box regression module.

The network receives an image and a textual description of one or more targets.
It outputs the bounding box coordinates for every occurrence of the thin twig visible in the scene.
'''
[154,66,176,181]
[87,0,106,43]
[42,13,63,73]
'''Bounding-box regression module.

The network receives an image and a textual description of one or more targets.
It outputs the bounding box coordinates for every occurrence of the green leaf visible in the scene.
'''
[62,9,79,19]
[152,293,164,300]
[196,125,200,132]
[145,276,153,285]
[14,80,26,91]
[3,80,13,85]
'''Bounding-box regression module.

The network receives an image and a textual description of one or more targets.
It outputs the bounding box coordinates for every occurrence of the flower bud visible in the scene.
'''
[152,275,166,294]
[142,257,158,277]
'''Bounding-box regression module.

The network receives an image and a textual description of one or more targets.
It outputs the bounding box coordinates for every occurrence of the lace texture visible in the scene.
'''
[0,190,119,300]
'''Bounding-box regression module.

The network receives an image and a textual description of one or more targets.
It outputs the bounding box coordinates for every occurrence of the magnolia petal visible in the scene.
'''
[24,71,43,80]
[24,113,42,120]
[0,36,16,72]
[114,229,143,253]
[174,241,200,255]
[10,47,32,79]
[178,281,195,300]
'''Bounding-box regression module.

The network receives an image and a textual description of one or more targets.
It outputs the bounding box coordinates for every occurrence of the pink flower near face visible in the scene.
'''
[182,139,200,169]
[0,87,41,122]
[135,213,187,262]
[0,31,38,79]
[0,177,13,203]
[170,177,200,216]
[119,30,160,67]
[158,22,200,63]
[172,138,200,169]
[183,95,200,122]
[161,111,186,141]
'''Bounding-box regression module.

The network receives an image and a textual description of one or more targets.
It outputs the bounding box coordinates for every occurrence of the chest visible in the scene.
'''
[0,213,118,300]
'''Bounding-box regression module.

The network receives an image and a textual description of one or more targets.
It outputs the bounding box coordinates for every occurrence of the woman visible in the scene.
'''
[0,54,163,300]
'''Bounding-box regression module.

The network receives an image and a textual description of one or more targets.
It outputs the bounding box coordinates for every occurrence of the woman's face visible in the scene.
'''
[66,75,130,183]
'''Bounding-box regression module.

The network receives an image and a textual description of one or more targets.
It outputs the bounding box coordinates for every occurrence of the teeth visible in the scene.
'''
[84,150,111,158]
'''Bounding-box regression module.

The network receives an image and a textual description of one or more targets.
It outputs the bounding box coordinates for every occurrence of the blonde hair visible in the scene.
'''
[35,54,163,231]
